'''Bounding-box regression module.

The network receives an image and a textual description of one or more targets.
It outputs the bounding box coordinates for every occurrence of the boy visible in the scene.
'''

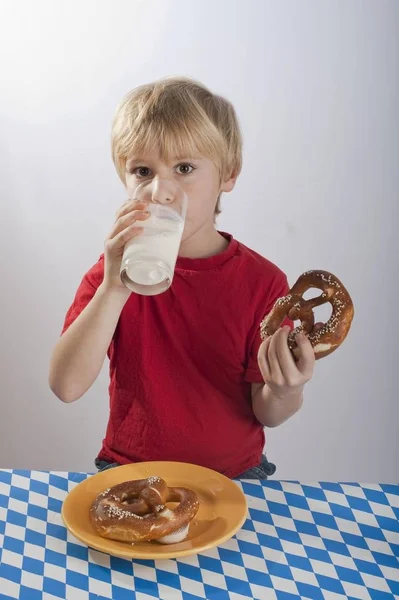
[49,77,317,479]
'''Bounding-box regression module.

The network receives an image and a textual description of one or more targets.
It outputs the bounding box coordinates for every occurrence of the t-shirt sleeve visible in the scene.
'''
[244,275,293,383]
[61,255,105,335]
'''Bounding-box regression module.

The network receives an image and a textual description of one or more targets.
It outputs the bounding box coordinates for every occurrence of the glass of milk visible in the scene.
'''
[120,179,188,295]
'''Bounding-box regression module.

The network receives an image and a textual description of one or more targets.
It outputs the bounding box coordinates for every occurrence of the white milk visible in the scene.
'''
[120,204,184,295]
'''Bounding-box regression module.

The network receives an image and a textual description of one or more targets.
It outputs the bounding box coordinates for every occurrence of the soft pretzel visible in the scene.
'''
[260,270,354,360]
[90,476,199,544]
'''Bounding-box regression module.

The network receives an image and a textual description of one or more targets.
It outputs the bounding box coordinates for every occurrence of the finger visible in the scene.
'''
[275,326,299,381]
[108,211,149,241]
[268,329,285,383]
[314,322,324,331]
[115,200,149,221]
[108,209,150,240]
[257,337,272,382]
[295,332,315,378]
[106,223,144,252]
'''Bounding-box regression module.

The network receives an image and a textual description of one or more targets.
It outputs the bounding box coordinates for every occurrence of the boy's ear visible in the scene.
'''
[220,170,238,193]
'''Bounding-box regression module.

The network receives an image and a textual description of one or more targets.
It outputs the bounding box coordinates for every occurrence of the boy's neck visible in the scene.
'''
[179,224,229,259]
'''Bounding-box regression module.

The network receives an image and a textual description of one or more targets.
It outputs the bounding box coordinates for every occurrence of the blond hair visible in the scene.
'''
[111,77,242,215]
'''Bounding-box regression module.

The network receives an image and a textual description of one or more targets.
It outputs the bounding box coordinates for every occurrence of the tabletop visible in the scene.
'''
[0,470,398,600]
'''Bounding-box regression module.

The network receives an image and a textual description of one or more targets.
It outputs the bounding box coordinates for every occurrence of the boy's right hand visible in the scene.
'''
[103,200,150,290]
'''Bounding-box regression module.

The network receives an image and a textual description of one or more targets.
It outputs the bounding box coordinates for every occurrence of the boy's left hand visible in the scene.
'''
[257,324,322,400]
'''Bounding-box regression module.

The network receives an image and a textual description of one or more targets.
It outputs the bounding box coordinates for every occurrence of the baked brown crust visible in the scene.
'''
[90,476,199,543]
[260,270,354,360]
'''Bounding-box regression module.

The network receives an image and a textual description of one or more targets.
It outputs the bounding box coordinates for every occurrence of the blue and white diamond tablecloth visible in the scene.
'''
[0,471,398,600]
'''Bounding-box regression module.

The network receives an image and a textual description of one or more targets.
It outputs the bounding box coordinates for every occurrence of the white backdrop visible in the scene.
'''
[0,0,398,481]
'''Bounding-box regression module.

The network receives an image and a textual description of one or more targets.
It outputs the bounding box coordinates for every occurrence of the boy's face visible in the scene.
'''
[125,149,236,241]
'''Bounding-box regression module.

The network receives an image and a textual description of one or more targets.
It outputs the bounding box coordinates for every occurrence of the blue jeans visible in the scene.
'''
[94,455,276,480]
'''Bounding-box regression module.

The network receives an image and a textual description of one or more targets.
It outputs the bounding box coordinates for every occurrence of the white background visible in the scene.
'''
[0,0,397,481]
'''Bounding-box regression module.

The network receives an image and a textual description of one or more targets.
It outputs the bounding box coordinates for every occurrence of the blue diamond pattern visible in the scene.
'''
[0,470,397,600]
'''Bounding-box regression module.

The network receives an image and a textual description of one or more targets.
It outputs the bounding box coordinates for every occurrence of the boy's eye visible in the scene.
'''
[133,167,151,178]
[131,164,195,177]
[176,164,195,175]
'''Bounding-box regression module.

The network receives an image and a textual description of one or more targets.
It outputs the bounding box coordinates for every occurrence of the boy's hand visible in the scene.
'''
[257,324,322,400]
[103,200,150,290]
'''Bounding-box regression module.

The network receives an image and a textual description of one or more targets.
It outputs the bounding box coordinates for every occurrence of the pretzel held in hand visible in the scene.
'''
[260,270,354,360]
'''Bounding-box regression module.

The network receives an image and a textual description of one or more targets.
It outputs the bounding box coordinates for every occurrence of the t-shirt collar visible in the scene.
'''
[176,232,238,272]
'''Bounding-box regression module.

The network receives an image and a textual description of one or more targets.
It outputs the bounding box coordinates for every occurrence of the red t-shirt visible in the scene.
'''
[62,233,289,478]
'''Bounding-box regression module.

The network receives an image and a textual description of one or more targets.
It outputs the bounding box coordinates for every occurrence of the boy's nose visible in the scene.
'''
[151,179,174,204]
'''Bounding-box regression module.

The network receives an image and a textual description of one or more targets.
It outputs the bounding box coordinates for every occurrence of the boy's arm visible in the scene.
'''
[49,283,130,403]
[251,382,303,428]
[251,325,316,427]
[49,199,150,403]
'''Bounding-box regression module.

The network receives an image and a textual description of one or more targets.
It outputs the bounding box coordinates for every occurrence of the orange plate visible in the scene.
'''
[61,461,248,560]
